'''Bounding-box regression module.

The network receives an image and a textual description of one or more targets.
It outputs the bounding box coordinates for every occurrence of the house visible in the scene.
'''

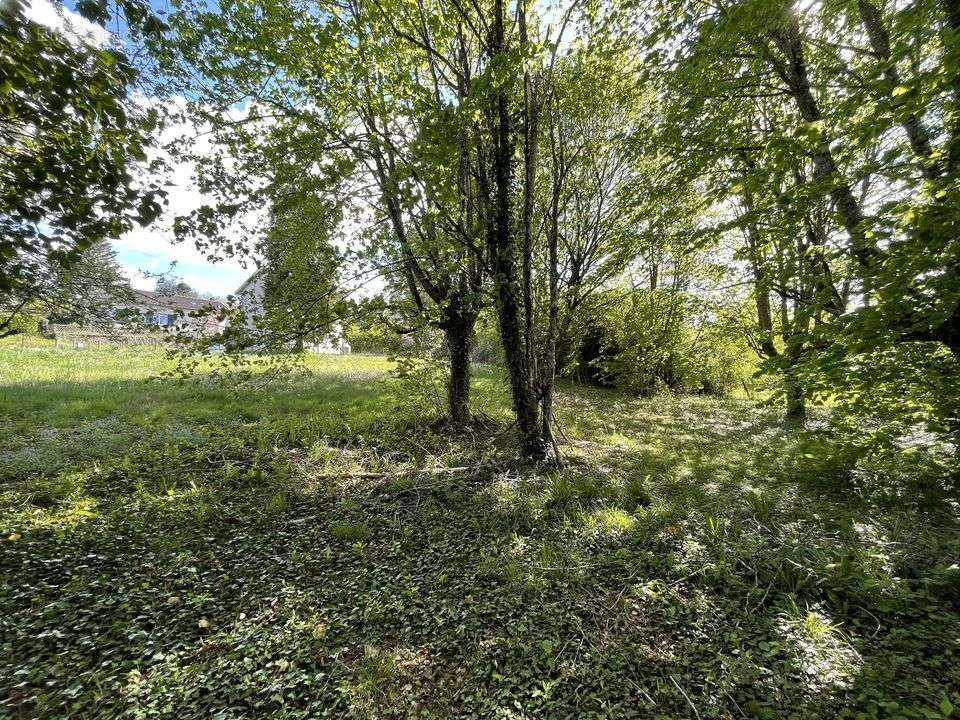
[234,270,351,353]
[234,271,265,334]
[127,290,226,337]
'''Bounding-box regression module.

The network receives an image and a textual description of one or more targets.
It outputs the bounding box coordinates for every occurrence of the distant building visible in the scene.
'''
[233,271,350,354]
[127,290,226,337]
[234,271,266,334]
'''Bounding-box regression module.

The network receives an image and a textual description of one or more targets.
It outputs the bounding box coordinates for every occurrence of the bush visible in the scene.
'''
[2,308,44,336]
[345,323,397,355]
[568,290,756,396]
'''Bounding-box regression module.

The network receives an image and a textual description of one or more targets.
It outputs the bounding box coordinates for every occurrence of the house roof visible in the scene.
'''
[131,290,224,313]
[235,269,263,295]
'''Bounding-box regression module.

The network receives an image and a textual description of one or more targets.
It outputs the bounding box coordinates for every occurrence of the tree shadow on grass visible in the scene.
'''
[543,390,960,718]
[0,368,395,485]
[2,374,958,718]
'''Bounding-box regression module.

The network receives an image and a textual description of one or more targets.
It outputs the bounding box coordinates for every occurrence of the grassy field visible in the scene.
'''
[1,342,958,719]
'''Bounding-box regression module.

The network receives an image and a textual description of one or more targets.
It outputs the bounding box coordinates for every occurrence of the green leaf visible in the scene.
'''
[940,697,954,718]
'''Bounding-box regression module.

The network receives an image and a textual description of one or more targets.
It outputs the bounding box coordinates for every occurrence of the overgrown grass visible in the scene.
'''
[1,343,958,719]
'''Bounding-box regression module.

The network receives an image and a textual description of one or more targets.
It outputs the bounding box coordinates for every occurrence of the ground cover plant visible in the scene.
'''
[5,0,960,716]
[2,344,958,719]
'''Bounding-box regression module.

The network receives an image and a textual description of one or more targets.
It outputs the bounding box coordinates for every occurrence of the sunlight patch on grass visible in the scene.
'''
[779,606,861,693]
[580,506,636,532]
[605,432,639,449]
[7,494,99,533]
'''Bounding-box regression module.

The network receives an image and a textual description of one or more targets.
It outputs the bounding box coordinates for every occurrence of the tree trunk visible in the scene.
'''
[487,0,546,460]
[740,185,778,359]
[541,94,561,447]
[444,312,474,425]
[857,0,940,181]
[764,8,873,268]
[493,268,545,457]
[783,358,806,424]
[519,0,539,383]
[944,0,960,176]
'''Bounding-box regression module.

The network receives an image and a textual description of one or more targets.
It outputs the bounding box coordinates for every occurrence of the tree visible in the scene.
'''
[50,241,132,325]
[160,0,489,425]
[155,277,200,297]
[258,195,348,352]
[160,0,670,457]
[635,0,960,432]
[0,0,166,337]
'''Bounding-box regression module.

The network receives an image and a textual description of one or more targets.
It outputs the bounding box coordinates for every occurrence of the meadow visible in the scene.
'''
[1,342,958,719]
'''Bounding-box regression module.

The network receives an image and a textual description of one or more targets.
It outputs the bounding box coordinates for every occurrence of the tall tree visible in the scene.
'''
[0,0,166,337]
[161,0,487,423]
[636,0,960,429]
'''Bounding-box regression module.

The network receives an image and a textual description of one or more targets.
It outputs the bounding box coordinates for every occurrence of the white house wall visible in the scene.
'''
[233,272,350,353]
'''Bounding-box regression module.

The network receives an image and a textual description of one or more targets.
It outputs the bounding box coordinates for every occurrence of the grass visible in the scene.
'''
[1,340,958,719]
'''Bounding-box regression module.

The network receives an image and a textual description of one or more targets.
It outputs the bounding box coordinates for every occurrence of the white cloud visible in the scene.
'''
[22,6,261,298]
[113,98,266,298]
[26,0,112,46]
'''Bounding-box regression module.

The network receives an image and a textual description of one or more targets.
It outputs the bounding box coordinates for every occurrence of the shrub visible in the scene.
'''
[567,290,756,397]
[331,520,370,543]
[344,323,397,355]
[3,308,44,336]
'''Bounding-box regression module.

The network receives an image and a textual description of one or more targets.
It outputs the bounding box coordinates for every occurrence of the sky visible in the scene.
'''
[28,0,580,300]
[27,0,255,298]
[111,104,257,298]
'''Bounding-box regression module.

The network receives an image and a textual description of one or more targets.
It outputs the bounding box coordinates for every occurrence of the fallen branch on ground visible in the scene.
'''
[309,465,480,480]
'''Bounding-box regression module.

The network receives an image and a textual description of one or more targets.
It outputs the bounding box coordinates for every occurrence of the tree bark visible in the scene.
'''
[539,246,558,446]
[740,182,778,359]
[519,0,539,383]
[763,7,874,269]
[857,0,940,181]
[944,0,960,176]
[541,91,562,447]
[781,246,811,425]
[487,0,545,460]
[443,306,475,425]
[783,355,806,423]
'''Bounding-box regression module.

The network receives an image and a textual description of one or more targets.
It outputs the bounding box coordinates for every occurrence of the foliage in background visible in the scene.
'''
[627,0,960,443]
[572,289,756,396]
[0,0,166,337]
[469,310,505,366]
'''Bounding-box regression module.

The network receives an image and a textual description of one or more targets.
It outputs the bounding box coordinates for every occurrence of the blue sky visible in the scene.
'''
[108,101,258,298]
[29,0,256,298]
[112,243,253,297]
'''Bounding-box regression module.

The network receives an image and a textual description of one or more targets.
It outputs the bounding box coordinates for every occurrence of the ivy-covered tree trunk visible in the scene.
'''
[444,323,473,425]
[540,184,560,447]
[441,288,476,426]
[783,352,806,423]
[487,0,546,460]
[489,193,545,457]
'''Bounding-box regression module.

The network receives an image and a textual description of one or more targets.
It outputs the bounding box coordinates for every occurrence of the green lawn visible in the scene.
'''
[1,344,958,719]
